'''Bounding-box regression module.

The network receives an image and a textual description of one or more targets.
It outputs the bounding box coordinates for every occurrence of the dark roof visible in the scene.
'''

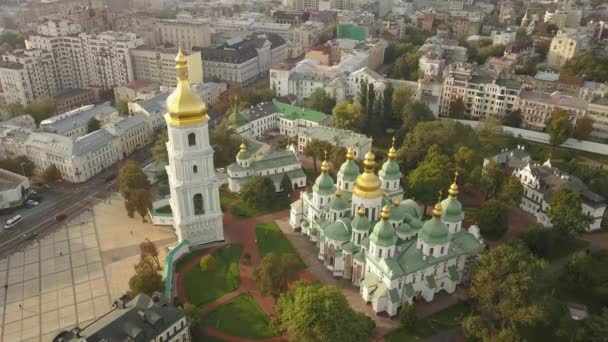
[506,38,533,53]
[532,165,606,207]
[198,33,286,64]
[56,294,187,342]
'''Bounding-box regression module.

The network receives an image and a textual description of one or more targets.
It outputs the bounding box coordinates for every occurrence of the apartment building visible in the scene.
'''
[440,64,522,119]
[54,88,98,113]
[0,49,59,105]
[199,33,288,86]
[131,47,203,86]
[40,103,119,138]
[518,89,587,131]
[547,28,590,68]
[584,98,608,142]
[155,19,212,50]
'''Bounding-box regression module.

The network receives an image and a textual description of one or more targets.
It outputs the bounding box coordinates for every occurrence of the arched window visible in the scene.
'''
[193,194,204,215]
[440,246,445,254]
[188,133,196,146]
[193,165,198,174]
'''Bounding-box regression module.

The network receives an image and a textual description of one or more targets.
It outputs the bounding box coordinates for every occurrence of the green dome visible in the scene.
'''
[324,219,352,242]
[369,206,397,247]
[330,193,350,211]
[441,196,464,223]
[313,173,336,195]
[351,210,371,232]
[419,218,450,245]
[339,160,360,181]
[396,222,415,237]
[379,160,401,180]
[236,150,249,160]
[404,216,424,229]
[401,199,422,218]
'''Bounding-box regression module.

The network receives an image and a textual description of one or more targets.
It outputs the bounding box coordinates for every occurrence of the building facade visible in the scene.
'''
[156,19,212,51]
[40,104,119,139]
[518,90,587,131]
[131,47,203,86]
[0,169,30,210]
[54,88,99,114]
[289,144,483,315]
[0,49,59,105]
[586,98,608,142]
[547,29,590,68]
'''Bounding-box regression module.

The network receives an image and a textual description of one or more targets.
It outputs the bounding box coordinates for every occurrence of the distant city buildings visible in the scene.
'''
[131,47,203,86]
[547,28,590,68]
[0,49,58,105]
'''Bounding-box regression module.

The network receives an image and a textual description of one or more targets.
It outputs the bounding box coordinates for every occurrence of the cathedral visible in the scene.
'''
[290,139,484,316]
[163,48,224,246]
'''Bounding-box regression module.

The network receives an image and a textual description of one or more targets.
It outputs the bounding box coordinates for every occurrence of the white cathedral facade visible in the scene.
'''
[290,140,484,316]
[164,48,224,246]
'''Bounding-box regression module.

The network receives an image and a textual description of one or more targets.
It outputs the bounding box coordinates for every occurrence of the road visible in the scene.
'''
[0,146,153,259]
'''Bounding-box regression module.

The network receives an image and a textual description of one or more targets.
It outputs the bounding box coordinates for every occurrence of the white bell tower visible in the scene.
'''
[165,47,224,246]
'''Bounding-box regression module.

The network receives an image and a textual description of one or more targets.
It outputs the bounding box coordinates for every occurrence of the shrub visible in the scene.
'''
[399,302,417,329]
[199,255,215,272]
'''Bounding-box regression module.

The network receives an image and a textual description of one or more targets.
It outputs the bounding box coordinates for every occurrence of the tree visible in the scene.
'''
[210,121,241,167]
[499,175,523,205]
[481,161,504,200]
[303,139,333,174]
[402,101,434,132]
[243,85,275,106]
[118,160,150,198]
[42,164,61,183]
[152,129,169,165]
[407,145,452,214]
[357,80,368,114]
[272,281,376,342]
[562,52,608,82]
[330,146,347,171]
[116,100,129,116]
[476,116,506,151]
[391,52,421,80]
[520,223,560,258]
[585,307,608,341]
[128,270,163,296]
[306,88,335,114]
[332,100,366,132]
[547,110,573,146]
[182,302,203,340]
[399,302,417,329]
[391,86,413,124]
[0,156,35,176]
[464,243,548,341]
[382,82,394,129]
[253,253,300,300]
[280,174,293,198]
[547,187,593,235]
[535,40,551,60]
[503,109,522,128]
[139,238,161,269]
[476,199,509,240]
[26,97,57,125]
[241,175,276,210]
[127,189,152,222]
[449,98,466,118]
[573,115,593,141]
[199,254,215,271]
[87,117,101,133]
[4,102,25,118]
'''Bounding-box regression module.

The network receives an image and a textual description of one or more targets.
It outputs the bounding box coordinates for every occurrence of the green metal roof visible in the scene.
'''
[354,251,365,262]
[330,195,350,211]
[342,241,360,253]
[336,23,367,41]
[441,196,464,223]
[419,218,450,245]
[426,275,437,289]
[351,213,371,232]
[339,160,360,181]
[229,150,299,173]
[370,220,397,247]
[361,273,379,288]
[379,160,401,180]
[273,101,329,123]
[324,219,352,242]
[389,288,400,304]
[313,173,336,195]
[396,222,415,237]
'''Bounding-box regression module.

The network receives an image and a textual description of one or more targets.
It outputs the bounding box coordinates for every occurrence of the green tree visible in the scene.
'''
[306,88,335,114]
[330,146,348,171]
[547,110,573,146]
[481,161,505,199]
[476,116,506,152]
[391,52,421,80]
[128,270,163,296]
[0,32,25,50]
[0,156,35,176]
[503,109,522,128]
[382,81,394,129]
[118,160,150,198]
[182,302,204,340]
[116,100,129,116]
[280,174,293,198]
[4,102,25,118]
[127,189,152,223]
[449,98,466,118]
[476,199,509,240]
[391,86,413,124]
[272,281,376,342]
[586,307,608,341]
[152,129,169,165]
[303,139,333,174]
[407,145,452,214]
[42,164,61,183]
[399,302,417,329]
[332,100,366,132]
[464,243,548,341]
[87,117,101,133]
[26,97,57,125]
[253,253,300,300]
[573,115,593,141]
[210,121,241,167]
[547,187,593,235]
[535,40,551,60]
[139,238,161,269]
[243,85,275,106]
[199,254,215,271]
[241,175,275,210]
[401,101,434,132]
[358,80,368,114]
[562,52,608,82]
[499,175,524,205]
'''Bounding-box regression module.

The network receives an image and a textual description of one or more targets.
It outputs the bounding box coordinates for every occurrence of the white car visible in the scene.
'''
[29,189,38,195]
[26,200,39,206]
[216,168,226,173]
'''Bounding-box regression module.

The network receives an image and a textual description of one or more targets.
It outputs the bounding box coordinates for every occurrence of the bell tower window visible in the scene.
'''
[193,193,204,215]
[193,165,198,174]
[188,133,196,146]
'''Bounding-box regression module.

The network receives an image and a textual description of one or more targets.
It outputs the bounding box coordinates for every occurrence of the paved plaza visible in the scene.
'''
[0,192,177,342]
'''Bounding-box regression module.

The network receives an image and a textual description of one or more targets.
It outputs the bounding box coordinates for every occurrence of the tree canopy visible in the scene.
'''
[547,110,573,146]
[118,160,150,198]
[499,175,524,205]
[573,115,593,141]
[401,101,434,132]
[253,252,300,299]
[210,121,241,167]
[87,118,101,133]
[562,52,608,82]
[332,100,366,132]
[481,161,505,200]
[116,100,129,116]
[42,164,61,183]
[476,199,509,240]
[152,129,169,165]
[303,139,334,173]
[241,175,276,210]
[306,88,335,114]
[449,98,466,118]
[547,187,592,235]
[272,281,376,342]
[407,145,452,214]
[0,156,35,177]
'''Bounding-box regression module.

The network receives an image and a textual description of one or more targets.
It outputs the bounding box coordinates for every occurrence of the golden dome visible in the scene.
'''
[357,205,366,216]
[353,139,382,199]
[335,189,342,197]
[393,198,401,207]
[239,141,247,153]
[320,150,330,174]
[448,170,459,197]
[166,46,208,126]
[432,201,443,218]
[387,137,397,160]
[381,205,391,220]
[346,147,354,160]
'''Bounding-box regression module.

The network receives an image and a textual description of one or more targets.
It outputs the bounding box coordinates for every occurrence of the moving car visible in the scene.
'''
[22,232,38,240]
[55,214,67,221]
[26,200,39,207]
[4,215,22,229]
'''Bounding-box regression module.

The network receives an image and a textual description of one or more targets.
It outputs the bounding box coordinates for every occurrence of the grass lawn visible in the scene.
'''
[204,294,277,339]
[231,200,290,219]
[255,222,305,270]
[386,303,473,342]
[182,245,243,307]
[219,187,238,208]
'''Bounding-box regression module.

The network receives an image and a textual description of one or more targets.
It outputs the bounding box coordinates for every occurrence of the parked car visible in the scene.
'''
[55,214,67,221]
[26,200,39,207]
[216,168,226,173]
[22,232,38,240]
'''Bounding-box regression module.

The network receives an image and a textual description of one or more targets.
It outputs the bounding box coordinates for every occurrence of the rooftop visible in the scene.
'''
[199,33,286,64]
[0,168,27,192]
[301,126,369,148]
[40,104,117,135]
[519,90,587,110]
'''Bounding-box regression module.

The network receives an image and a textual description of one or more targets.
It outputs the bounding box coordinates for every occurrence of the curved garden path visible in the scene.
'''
[175,197,314,341]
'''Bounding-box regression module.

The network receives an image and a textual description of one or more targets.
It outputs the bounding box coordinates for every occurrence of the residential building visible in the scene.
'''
[327,38,388,70]
[514,159,606,231]
[290,21,326,54]
[54,293,190,342]
[518,90,587,131]
[198,33,288,86]
[586,98,608,142]
[131,47,203,86]
[440,64,522,119]
[0,115,36,129]
[483,145,531,171]
[271,10,310,25]
[0,169,30,210]
[547,28,590,68]
[155,19,212,50]
[228,101,332,139]
[448,11,482,37]
[54,88,98,114]
[491,28,517,46]
[105,114,153,158]
[289,143,483,316]
[40,104,119,138]
[417,36,467,79]
[298,126,370,158]
[0,49,59,105]
[114,80,160,103]
[227,143,306,193]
